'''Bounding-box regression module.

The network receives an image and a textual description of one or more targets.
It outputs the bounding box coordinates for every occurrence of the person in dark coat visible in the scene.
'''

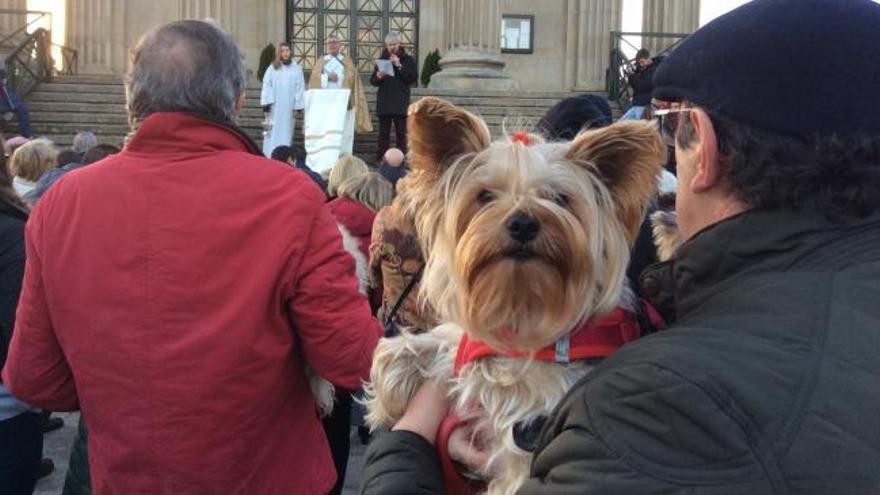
[360,1,880,493]
[370,31,417,162]
[0,157,46,494]
[620,48,662,121]
[376,147,408,191]
[270,144,328,193]
[537,94,612,140]
[0,68,32,138]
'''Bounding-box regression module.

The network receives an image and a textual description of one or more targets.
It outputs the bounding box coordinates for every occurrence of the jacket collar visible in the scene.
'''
[673,208,880,317]
[125,112,262,156]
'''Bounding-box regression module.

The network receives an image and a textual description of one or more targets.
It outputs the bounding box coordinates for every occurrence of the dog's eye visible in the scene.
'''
[552,192,570,207]
[477,189,495,205]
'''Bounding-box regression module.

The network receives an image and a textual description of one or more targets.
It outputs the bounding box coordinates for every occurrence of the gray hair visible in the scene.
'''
[124,20,245,129]
[72,131,97,154]
[384,31,401,46]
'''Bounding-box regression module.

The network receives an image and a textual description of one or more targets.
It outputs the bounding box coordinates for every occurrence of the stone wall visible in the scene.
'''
[500,0,568,91]
[62,0,696,92]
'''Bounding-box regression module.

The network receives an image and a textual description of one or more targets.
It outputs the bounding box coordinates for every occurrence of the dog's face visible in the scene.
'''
[404,98,664,351]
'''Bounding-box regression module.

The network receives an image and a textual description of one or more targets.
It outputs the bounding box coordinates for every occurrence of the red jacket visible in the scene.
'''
[328,197,376,259]
[1,113,381,494]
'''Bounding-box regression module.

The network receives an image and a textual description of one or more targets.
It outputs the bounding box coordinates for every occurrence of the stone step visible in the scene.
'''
[23,76,614,162]
[36,78,575,97]
[25,101,554,119]
[28,110,540,126]
[28,90,566,111]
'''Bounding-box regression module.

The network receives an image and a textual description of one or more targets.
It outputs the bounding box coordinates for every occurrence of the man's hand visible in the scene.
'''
[392,379,449,445]
[390,54,401,67]
[376,70,386,80]
[328,71,339,83]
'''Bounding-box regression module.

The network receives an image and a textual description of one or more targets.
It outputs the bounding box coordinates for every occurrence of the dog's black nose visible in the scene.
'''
[506,213,540,243]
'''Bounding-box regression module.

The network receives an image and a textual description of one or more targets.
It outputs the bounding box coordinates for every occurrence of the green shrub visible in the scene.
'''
[258,43,275,81]
[421,49,441,87]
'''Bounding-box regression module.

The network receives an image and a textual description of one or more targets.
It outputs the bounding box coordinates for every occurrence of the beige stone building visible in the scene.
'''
[48,0,698,92]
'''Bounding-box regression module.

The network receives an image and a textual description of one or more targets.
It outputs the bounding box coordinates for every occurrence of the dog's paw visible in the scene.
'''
[362,324,462,429]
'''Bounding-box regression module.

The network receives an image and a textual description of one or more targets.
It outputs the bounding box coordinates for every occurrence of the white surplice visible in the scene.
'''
[318,54,356,155]
[260,62,306,157]
[303,88,351,174]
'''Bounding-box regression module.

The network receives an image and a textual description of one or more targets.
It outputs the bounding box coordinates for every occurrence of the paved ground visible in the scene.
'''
[35,413,367,494]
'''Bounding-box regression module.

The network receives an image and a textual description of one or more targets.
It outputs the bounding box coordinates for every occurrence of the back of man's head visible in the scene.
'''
[635,48,650,61]
[125,20,244,129]
[654,0,880,222]
[72,131,97,155]
[538,95,612,141]
[57,150,81,167]
[82,143,120,166]
[382,148,405,168]
[271,145,294,164]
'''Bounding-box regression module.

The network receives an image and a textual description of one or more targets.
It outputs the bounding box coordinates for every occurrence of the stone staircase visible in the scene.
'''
[19,75,612,161]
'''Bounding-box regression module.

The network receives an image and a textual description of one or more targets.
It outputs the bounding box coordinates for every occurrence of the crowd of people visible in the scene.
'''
[260,30,416,171]
[1,0,879,493]
[0,128,119,493]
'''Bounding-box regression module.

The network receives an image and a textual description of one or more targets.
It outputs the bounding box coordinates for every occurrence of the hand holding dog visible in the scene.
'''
[392,379,449,445]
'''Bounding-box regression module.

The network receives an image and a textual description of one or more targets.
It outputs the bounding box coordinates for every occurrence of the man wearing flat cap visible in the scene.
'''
[358,1,880,493]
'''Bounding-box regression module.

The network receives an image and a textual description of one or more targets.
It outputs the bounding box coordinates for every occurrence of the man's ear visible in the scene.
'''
[235,91,246,113]
[407,97,491,179]
[566,120,666,244]
[687,108,722,194]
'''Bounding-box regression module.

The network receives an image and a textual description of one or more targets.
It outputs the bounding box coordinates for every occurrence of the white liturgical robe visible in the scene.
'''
[260,62,306,157]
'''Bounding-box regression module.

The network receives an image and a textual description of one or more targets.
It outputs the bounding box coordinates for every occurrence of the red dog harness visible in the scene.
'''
[437,305,663,494]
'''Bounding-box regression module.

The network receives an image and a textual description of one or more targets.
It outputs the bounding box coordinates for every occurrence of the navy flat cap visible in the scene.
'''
[653,0,880,137]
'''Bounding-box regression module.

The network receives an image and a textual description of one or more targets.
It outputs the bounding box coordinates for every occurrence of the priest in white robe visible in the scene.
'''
[260,42,306,157]
[305,34,372,172]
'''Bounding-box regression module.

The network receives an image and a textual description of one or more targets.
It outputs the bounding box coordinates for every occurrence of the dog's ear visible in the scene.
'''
[408,97,491,177]
[567,120,666,244]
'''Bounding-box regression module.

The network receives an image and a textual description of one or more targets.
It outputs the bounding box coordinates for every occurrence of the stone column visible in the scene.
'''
[568,0,622,91]
[429,0,517,91]
[180,0,234,32]
[0,0,26,41]
[641,0,699,54]
[66,0,128,74]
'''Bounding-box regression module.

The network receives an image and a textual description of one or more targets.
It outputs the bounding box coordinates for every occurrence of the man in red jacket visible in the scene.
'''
[1,20,380,494]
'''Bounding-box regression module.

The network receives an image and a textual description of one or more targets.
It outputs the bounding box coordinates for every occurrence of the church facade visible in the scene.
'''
[52,0,698,92]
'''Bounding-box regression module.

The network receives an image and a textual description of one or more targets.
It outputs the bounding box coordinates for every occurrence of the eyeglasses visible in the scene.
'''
[652,107,692,146]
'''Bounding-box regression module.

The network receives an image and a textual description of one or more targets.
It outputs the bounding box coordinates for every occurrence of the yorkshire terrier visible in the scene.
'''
[363,97,666,494]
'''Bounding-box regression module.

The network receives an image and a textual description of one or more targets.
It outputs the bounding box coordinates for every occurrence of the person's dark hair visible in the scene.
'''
[677,106,880,220]
[57,150,81,167]
[537,95,612,141]
[291,144,307,164]
[635,48,650,60]
[82,144,120,166]
[272,42,291,70]
[125,20,245,129]
[271,145,294,163]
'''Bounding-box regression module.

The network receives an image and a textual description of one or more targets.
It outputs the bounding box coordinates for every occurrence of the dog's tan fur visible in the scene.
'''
[650,210,683,262]
[363,97,665,494]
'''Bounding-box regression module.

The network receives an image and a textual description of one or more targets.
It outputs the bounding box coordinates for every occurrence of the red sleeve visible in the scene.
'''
[288,201,381,389]
[1,207,79,411]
